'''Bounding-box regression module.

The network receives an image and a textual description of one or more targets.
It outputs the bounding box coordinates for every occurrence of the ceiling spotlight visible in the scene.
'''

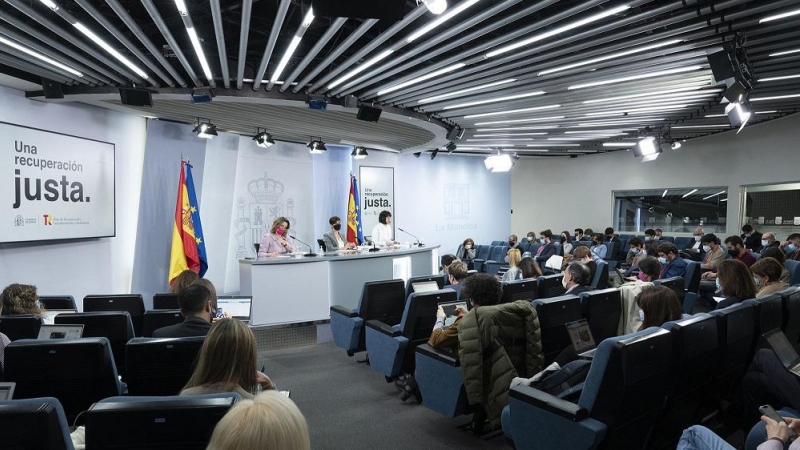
[445,142,457,153]
[420,0,447,15]
[725,101,752,133]
[430,148,439,160]
[253,129,275,148]
[631,136,662,162]
[671,141,682,150]
[193,120,217,139]
[484,152,513,172]
[351,146,369,160]
[413,152,422,158]
[307,139,327,154]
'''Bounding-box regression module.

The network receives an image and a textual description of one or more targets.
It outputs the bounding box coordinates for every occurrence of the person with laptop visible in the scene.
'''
[428,273,501,350]
[153,283,214,338]
[444,260,468,299]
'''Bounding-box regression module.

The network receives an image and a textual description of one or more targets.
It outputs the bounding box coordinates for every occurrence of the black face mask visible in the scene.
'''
[509,241,516,246]
[333,224,342,231]
[728,248,738,257]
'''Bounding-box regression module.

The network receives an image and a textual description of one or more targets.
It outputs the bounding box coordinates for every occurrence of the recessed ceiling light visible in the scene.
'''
[759,8,800,23]
[759,74,800,82]
[770,48,800,57]
[751,93,800,102]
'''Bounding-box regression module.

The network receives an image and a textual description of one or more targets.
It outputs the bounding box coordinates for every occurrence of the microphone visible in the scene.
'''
[368,240,380,252]
[289,236,317,257]
[397,227,424,247]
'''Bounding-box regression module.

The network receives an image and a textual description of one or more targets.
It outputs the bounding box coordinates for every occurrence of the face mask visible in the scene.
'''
[509,241,516,247]
[276,226,286,236]
[754,276,762,287]
[715,278,721,292]
[561,277,568,289]
[465,244,472,249]
[638,309,645,322]
[637,271,648,282]
[631,248,640,255]
[787,244,797,253]
[658,256,667,265]
[728,249,738,257]
[539,238,546,244]
[761,240,769,247]
[645,236,652,241]
[694,236,702,242]
[333,224,341,231]
[744,233,752,238]
[527,236,535,241]
[702,245,711,253]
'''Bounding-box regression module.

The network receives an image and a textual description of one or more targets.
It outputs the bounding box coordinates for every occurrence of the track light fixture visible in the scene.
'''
[445,142,457,153]
[632,135,662,162]
[307,138,327,154]
[484,150,514,172]
[430,148,439,160]
[725,100,753,134]
[419,0,447,15]
[351,146,369,160]
[253,129,275,148]
[192,119,217,139]
[413,152,422,158]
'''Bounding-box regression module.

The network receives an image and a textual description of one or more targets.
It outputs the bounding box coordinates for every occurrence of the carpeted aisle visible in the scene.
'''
[259,342,510,450]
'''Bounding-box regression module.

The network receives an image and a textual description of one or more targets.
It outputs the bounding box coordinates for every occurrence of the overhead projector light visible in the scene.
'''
[725,101,752,134]
[193,120,217,139]
[351,146,368,160]
[307,139,327,154]
[253,130,275,148]
[483,151,513,172]
[420,0,447,15]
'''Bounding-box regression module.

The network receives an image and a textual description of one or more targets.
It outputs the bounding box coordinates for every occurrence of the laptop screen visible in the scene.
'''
[37,324,84,340]
[412,281,439,293]
[765,329,800,368]
[217,296,252,320]
[566,319,596,354]
[438,301,467,327]
[40,309,77,325]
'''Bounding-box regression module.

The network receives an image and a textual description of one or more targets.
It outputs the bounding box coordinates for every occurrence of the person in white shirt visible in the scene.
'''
[370,210,395,246]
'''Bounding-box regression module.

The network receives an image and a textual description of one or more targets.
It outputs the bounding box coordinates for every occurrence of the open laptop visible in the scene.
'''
[764,329,800,378]
[217,296,252,321]
[40,309,77,325]
[438,301,467,327]
[0,382,16,400]
[566,319,598,359]
[544,255,564,271]
[37,324,84,340]
[412,281,440,294]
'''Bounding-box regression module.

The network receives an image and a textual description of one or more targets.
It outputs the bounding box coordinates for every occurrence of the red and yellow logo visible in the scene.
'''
[43,214,52,225]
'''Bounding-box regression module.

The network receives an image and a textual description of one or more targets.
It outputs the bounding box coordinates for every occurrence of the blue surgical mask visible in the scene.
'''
[787,244,797,253]
[638,309,645,322]
[631,248,640,255]
[658,256,667,265]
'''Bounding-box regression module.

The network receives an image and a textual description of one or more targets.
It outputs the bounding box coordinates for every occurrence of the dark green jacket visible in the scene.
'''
[457,300,544,426]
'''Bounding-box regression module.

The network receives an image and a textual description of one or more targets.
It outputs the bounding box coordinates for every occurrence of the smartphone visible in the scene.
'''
[215,307,223,319]
[760,404,798,439]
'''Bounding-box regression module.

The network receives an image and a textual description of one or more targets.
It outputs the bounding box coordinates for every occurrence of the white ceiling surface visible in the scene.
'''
[0,0,799,155]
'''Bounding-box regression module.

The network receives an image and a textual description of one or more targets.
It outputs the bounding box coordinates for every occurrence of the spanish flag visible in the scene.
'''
[169,161,208,284]
[346,174,364,245]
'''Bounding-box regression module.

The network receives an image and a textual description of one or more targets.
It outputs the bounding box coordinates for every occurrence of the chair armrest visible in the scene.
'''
[473,258,486,263]
[366,319,401,337]
[416,344,460,366]
[330,305,357,318]
[509,384,588,421]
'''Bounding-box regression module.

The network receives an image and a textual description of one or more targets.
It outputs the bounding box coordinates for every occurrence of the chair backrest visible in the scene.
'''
[745,294,784,336]
[37,296,77,311]
[661,236,675,243]
[55,312,135,378]
[710,302,756,394]
[490,240,504,246]
[661,314,719,399]
[602,242,615,258]
[533,295,582,362]
[359,279,407,326]
[553,242,563,257]
[475,245,491,260]
[579,288,622,343]
[683,259,701,293]
[578,328,675,449]
[0,397,74,450]
[404,276,445,302]
[125,337,206,396]
[536,274,566,298]
[591,260,609,289]
[488,245,508,262]
[527,242,541,255]
[653,276,686,301]
[500,279,538,304]
[674,236,693,249]
[83,294,145,337]
[518,242,530,254]
[0,315,43,341]
[785,260,800,286]
[400,290,456,346]
[4,337,121,422]
[152,293,180,310]
[142,310,184,337]
[780,286,800,346]
[317,238,327,252]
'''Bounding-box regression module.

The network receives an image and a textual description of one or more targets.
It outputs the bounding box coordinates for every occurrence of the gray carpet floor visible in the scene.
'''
[259,342,510,450]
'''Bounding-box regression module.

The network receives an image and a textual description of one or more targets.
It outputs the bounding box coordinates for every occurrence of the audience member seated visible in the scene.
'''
[181,318,274,399]
[560,231,573,255]
[525,232,536,244]
[714,259,758,310]
[645,239,660,260]
[752,257,789,298]
[572,246,597,280]
[458,238,476,263]
[170,269,199,293]
[726,235,757,267]
[700,233,726,271]
[742,224,764,252]
[501,249,522,282]
[428,273,500,351]
[584,228,595,237]
[259,217,297,257]
[533,229,557,264]
[153,283,214,338]
[657,242,687,279]
[563,262,593,296]
[604,227,620,255]
[518,257,543,280]
[0,301,9,372]
[322,216,356,251]
[744,347,800,428]
[591,234,607,260]
[655,228,664,239]
[207,391,310,450]
[1,283,43,315]
[193,278,225,320]
[624,237,647,266]
[679,415,800,450]
[618,256,661,334]
[761,232,780,254]
[644,228,657,241]
[508,234,520,250]
[573,228,584,241]
[445,260,468,298]
[685,227,706,255]
[783,233,800,261]
[761,247,792,284]
[440,254,457,278]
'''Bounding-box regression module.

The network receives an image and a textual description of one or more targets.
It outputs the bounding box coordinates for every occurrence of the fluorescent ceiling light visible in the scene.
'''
[422,0,448,15]
[682,188,697,198]
[662,189,668,197]
[377,63,466,96]
[702,191,726,200]
[0,35,83,77]
[407,0,479,43]
[526,143,580,147]
[565,130,631,134]
[585,104,688,117]
[568,66,703,90]
[444,91,546,110]
[671,124,730,129]
[759,74,800,82]
[759,8,800,23]
[576,118,666,127]
[538,39,682,76]
[770,48,800,57]
[271,36,302,84]
[756,110,778,115]
[419,79,516,104]
[39,0,59,10]
[704,113,725,118]
[174,0,188,15]
[328,49,394,89]
[474,115,565,126]
[603,142,636,147]
[464,104,561,119]
[548,137,603,141]
[73,23,148,79]
[751,93,800,102]
[186,26,213,81]
[467,138,545,142]
[486,4,631,58]
[721,198,728,202]
[584,86,719,104]
[476,126,556,132]
[301,8,315,27]
[473,133,548,137]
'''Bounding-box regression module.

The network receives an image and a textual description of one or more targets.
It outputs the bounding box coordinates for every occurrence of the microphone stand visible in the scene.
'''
[397,228,424,247]
[289,236,317,257]
[368,240,381,252]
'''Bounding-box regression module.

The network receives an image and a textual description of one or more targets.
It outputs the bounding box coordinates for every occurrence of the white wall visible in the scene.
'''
[0,85,146,306]
[511,112,800,238]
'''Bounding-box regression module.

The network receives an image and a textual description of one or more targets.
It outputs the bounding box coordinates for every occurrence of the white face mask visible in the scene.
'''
[561,277,568,289]
[694,236,702,242]
[761,239,769,247]
[702,245,711,253]
[638,309,645,322]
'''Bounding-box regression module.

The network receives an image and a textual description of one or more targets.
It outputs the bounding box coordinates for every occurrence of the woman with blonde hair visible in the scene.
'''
[1,283,43,315]
[258,217,296,258]
[170,270,199,293]
[207,391,310,450]
[181,319,274,398]
[501,248,522,282]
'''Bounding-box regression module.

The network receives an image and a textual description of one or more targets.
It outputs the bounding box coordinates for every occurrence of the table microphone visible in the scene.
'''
[397,227,424,247]
[289,236,317,257]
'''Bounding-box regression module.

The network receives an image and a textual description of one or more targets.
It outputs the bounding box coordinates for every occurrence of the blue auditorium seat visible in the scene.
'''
[142,310,183,337]
[472,245,492,272]
[579,288,622,343]
[674,237,693,249]
[491,240,504,246]
[533,295,582,363]
[414,344,469,417]
[500,279,538,304]
[537,274,566,299]
[484,246,509,275]
[37,295,77,311]
[55,311,135,379]
[683,259,701,294]
[330,279,406,356]
[125,336,206,396]
[785,260,800,285]
[590,260,608,290]
[365,289,456,380]
[743,294,783,352]
[0,397,74,450]
[405,275,446,300]
[503,328,675,450]
[779,286,800,347]
[707,303,756,403]
[653,276,686,304]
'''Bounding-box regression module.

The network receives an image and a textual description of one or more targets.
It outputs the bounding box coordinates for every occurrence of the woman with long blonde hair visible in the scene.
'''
[501,248,522,282]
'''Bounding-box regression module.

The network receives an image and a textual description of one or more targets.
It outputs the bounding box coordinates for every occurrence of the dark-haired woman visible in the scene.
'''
[322,216,356,251]
[370,210,395,246]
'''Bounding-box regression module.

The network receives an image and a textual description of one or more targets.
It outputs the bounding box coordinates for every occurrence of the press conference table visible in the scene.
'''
[239,245,440,326]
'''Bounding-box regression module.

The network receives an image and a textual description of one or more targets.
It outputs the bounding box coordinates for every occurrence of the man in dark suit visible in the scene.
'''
[564,262,594,295]
[604,227,623,260]
[534,229,557,264]
[741,224,763,252]
[657,242,688,279]
[153,283,214,338]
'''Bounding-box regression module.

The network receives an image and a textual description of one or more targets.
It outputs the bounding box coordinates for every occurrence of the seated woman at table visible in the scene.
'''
[322,216,356,251]
[370,210,396,247]
[258,217,296,258]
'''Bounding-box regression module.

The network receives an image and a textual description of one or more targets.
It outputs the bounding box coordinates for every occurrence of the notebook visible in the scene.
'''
[438,301,467,327]
[0,382,15,400]
[566,319,598,359]
[545,255,564,271]
[412,281,440,293]
[764,329,800,378]
[217,296,253,321]
[37,324,84,340]
[40,309,77,325]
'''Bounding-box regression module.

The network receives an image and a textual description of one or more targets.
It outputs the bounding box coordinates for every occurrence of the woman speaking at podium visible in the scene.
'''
[371,210,396,247]
[258,217,296,258]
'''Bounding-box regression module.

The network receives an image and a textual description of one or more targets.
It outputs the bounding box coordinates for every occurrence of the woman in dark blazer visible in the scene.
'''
[322,216,356,251]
